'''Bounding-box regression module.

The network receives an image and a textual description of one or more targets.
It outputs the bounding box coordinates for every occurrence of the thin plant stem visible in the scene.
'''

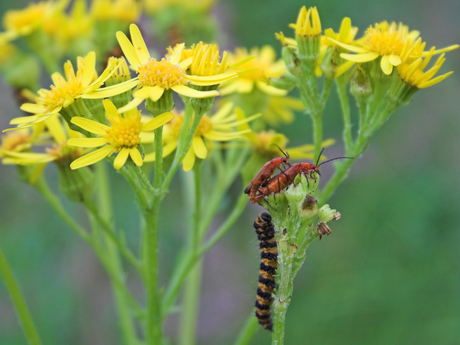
[0,248,42,345]
[233,312,259,345]
[313,115,323,160]
[179,160,203,345]
[336,77,353,150]
[95,162,140,345]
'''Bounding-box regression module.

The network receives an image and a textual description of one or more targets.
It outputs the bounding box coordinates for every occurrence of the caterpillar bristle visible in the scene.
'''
[254,212,278,331]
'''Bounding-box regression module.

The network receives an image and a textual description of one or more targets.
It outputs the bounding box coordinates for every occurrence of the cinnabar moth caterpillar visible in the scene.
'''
[254,212,278,331]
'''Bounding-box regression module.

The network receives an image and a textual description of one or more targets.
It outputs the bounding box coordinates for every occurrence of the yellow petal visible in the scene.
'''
[188,71,238,84]
[335,60,356,78]
[116,31,141,68]
[418,71,453,88]
[340,52,379,63]
[144,140,177,162]
[389,54,401,66]
[129,24,150,64]
[70,146,112,170]
[83,78,139,99]
[256,81,288,96]
[182,147,195,172]
[218,80,241,96]
[133,86,154,99]
[118,97,145,113]
[10,115,47,125]
[103,99,121,121]
[67,138,106,147]
[20,103,47,114]
[45,115,67,144]
[193,136,207,159]
[114,148,130,170]
[422,44,459,57]
[71,117,110,135]
[82,51,96,87]
[380,55,393,75]
[142,112,173,131]
[51,72,66,87]
[171,84,219,98]
[149,85,165,102]
[129,147,143,166]
[327,38,367,52]
[211,102,233,122]
[178,56,193,70]
[338,17,352,42]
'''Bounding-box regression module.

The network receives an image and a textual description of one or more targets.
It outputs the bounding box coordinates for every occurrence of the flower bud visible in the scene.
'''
[350,65,373,102]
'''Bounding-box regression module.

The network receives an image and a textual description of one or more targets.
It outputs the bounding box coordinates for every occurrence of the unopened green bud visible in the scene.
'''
[106,57,132,109]
[281,46,303,77]
[269,74,297,91]
[318,204,337,223]
[320,47,338,79]
[351,65,373,101]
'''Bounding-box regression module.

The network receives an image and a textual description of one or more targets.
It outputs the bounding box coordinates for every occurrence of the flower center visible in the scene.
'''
[138,58,188,89]
[37,77,84,112]
[195,116,212,136]
[365,24,407,56]
[104,116,142,151]
[0,131,30,151]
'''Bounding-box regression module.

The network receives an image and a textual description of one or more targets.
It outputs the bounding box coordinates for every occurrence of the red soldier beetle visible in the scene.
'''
[244,145,291,204]
[253,148,354,203]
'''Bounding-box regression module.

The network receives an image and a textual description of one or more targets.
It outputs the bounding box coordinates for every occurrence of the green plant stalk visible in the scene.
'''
[95,162,139,345]
[336,77,353,150]
[0,248,42,345]
[233,312,259,345]
[179,160,203,345]
[312,116,323,161]
[33,177,91,243]
[144,121,165,345]
[162,148,250,317]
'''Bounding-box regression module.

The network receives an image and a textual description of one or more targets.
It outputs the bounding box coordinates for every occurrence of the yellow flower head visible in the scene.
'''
[219,46,287,96]
[8,53,127,130]
[2,1,57,38]
[397,38,455,89]
[188,42,230,77]
[0,115,81,166]
[91,0,141,23]
[144,103,257,171]
[68,99,173,170]
[295,6,321,37]
[60,0,93,42]
[114,24,238,112]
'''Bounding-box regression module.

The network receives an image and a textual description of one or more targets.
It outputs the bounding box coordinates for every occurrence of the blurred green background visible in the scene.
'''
[1,0,459,344]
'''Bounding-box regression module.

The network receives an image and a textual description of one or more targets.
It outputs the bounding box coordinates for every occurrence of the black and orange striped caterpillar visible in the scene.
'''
[254,212,278,331]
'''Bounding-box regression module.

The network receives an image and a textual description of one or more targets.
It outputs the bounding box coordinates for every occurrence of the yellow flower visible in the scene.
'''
[2,1,60,39]
[60,0,93,42]
[236,123,334,161]
[8,53,132,130]
[0,115,81,166]
[265,97,304,126]
[328,22,419,75]
[91,0,141,23]
[397,38,455,89]
[294,6,321,37]
[219,46,287,96]
[67,99,173,170]
[114,24,237,112]
[144,103,257,171]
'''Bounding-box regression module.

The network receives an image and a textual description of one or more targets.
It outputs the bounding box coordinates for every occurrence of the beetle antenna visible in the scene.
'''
[318,156,354,167]
[271,144,289,158]
[315,147,325,166]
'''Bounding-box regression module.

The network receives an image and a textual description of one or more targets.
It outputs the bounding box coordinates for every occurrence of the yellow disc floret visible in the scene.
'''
[37,78,84,111]
[105,116,142,151]
[137,58,189,89]
[364,22,408,57]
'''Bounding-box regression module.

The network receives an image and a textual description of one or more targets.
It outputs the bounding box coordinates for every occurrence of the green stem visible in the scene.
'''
[179,160,203,345]
[313,115,323,160]
[95,162,139,345]
[85,200,142,273]
[336,77,353,150]
[0,248,42,345]
[33,178,90,243]
[179,261,203,345]
[233,312,259,345]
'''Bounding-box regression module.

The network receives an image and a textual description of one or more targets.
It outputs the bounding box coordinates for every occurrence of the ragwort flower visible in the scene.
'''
[219,46,287,96]
[114,24,237,112]
[8,53,133,130]
[68,99,173,170]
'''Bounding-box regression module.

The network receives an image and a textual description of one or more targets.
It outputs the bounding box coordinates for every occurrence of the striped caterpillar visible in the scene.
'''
[254,212,278,331]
